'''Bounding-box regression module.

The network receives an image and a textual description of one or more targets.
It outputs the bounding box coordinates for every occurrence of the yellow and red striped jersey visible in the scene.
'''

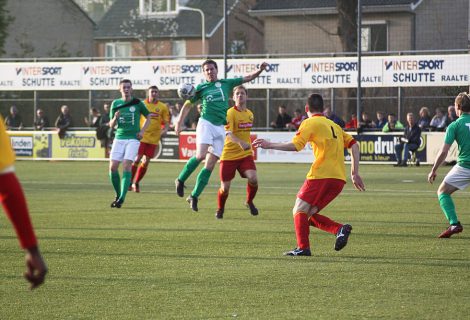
[292,114,356,181]
[221,106,254,161]
[140,99,170,145]
[0,115,15,172]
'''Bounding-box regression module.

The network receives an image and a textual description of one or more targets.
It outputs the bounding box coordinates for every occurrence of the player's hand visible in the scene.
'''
[428,171,437,184]
[259,62,268,71]
[252,138,269,149]
[175,123,183,136]
[24,247,47,290]
[351,174,365,191]
[113,111,120,121]
[136,130,144,140]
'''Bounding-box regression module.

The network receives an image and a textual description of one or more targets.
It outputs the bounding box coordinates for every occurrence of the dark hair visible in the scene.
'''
[119,79,132,86]
[455,92,470,112]
[148,85,158,91]
[306,93,324,112]
[202,59,218,70]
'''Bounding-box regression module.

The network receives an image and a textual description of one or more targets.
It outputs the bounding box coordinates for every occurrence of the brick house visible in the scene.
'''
[249,0,469,54]
[94,0,264,59]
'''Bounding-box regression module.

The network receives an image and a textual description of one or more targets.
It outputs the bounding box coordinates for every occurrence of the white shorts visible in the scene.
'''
[196,118,225,158]
[110,139,140,162]
[443,164,470,190]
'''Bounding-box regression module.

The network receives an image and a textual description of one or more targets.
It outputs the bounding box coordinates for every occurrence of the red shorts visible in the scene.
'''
[297,178,345,212]
[219,155,256,181]
[138,142,157,158]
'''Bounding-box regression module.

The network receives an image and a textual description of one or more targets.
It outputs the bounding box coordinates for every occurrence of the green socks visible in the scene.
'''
[109,171,120,198]
[192,168,212,198]
[119,171,132,202]
[178,156,201,182]
[438,193,458,225]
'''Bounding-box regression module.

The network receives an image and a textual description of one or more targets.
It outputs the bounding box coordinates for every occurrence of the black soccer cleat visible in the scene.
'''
[111,198,123,208]
[186,195,198,212]
[245,202,259,216]
[283,248,311,256]
[335,224,352,251]
[215,209,224,219]
[175,179,185,197]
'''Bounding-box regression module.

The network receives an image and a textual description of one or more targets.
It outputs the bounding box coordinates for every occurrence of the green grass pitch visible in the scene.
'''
[1,161,469,319]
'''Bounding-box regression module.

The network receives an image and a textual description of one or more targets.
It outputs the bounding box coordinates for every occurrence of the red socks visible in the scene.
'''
[0,173,37,249]
[294,212,310,249]
[131,163,138,182]
[217,188,229,210]
[135,165,147,184]
[309,214,342,235]
[246,182,258,204]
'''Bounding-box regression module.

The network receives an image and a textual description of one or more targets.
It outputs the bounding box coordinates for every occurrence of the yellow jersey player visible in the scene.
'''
[217,85,258,219]
[0,116,47,289]
[130,85,170,192]
[253,93,365,256]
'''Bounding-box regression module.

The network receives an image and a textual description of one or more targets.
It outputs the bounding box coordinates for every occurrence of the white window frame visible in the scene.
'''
[361,20,388,52]
[105,42,132,60]
[139,0,178,16]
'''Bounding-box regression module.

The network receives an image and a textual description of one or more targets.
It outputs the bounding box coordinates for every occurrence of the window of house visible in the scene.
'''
[230,40,247,55]
[172,40,186,57]
[361,22,387,52]
[139,0,177,16]
[105,42,131,60]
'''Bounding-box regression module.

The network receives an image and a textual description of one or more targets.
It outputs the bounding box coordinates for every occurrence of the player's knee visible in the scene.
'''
[247,177,258,185]
[292,198,311,216]
[220,186,229,194]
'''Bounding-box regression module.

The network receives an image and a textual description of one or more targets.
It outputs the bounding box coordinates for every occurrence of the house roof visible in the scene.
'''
[95,0,238,40]
[250,0,423,16]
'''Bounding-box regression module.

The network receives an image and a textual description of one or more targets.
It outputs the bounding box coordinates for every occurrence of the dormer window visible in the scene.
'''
[139,0,177,16]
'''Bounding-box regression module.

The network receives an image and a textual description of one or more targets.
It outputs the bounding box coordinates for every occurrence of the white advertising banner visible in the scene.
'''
[0,54,469,90]
[255,132,313,163]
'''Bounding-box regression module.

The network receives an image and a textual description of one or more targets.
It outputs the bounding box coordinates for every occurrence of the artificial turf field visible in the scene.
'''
[1,161,469,319]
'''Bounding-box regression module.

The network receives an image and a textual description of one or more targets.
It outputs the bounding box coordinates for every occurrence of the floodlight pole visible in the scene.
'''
[223,0,228,78]
[179,6,205,55]
[357,0,362,122]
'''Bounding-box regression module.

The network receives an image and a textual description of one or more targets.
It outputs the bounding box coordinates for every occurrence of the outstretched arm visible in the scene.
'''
[428,143,451,184]
[252,138,297,151]
[243,62,268,83]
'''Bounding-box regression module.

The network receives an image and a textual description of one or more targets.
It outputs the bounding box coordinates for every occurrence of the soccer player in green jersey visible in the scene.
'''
[108,79,151,208]
[175,59,267,211]
[428,92,470,238]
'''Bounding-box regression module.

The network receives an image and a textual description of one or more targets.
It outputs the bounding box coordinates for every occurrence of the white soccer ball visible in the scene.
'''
[177,83,195,100]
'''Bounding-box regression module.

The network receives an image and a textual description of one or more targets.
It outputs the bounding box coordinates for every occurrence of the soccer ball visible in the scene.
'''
[177,83,196,100]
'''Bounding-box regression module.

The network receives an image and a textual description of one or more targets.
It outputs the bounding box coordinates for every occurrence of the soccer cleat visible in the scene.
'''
[111,198,123,208]
[132,183,140,193]
[283,248,311,256]
[245,202,259,216]
[438,223,463,238]
[175,179,185,197]
[335,224,352,251]
[186,195,198,212]
[215,209,224,219]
